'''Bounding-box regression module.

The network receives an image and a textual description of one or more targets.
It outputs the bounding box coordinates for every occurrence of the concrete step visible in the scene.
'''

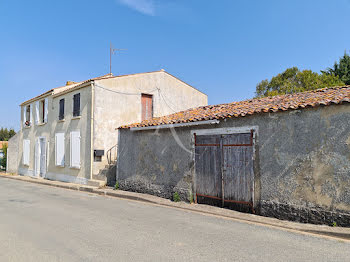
[92,174,107,182]
[87,179,106,187]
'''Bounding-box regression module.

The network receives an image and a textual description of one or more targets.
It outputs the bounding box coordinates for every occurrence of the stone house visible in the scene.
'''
[117,86,350,226]
[11,70,207,186]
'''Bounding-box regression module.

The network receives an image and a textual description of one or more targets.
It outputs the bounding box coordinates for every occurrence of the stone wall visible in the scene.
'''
[117,127,193,201]
[6,133,19,174]
[117,103,350,226]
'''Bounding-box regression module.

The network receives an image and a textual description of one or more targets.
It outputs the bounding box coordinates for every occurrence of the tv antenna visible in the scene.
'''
[110,42,127,74]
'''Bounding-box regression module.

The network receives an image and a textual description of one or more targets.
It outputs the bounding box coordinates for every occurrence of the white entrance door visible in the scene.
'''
[39,138,46,177]
[35,137,47,177]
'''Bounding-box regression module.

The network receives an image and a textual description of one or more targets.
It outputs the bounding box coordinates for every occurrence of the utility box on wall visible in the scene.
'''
[94,150,104,162]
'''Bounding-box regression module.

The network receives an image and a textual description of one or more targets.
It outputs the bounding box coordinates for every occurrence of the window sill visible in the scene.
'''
[70,166,81,170]
[37,122,47,126]
[23,126,31,129]
[72,116,81,120]
[58,119,65,122]
[55,164,65,167]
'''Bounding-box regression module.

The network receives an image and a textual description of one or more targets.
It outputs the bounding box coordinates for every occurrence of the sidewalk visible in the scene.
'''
[1,172,350,242]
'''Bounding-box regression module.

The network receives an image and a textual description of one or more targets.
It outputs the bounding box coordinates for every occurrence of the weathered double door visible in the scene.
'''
[195,132,254,212]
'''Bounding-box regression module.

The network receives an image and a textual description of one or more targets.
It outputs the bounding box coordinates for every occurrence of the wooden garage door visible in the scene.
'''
[195,132,254,213]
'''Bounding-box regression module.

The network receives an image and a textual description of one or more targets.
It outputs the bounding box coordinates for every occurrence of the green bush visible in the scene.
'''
[188,192,194,204]
[173,192,180,202]
[115,181,119,190]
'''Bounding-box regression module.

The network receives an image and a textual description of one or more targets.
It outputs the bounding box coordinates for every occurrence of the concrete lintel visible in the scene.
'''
[130,120,220,131]
[191,125,259,136]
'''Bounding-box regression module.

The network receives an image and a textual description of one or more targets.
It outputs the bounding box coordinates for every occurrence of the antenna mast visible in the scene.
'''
[110,42,126,75]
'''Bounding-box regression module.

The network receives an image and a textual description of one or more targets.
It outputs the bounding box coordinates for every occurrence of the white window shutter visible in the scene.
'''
[55,133,65,166]
[35,138,40,176]
[44,98,48,123]
[30,103,33,125]
[23,107,26,126]
[22,140,26,165]
[70,131,81,168]
[23,139,30,165]
[35,101,40,125]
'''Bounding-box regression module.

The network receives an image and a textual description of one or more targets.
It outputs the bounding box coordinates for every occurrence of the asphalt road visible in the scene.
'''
[0,178,349,262]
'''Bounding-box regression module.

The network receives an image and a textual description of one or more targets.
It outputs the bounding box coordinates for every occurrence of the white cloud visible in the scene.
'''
[118,0,156,16]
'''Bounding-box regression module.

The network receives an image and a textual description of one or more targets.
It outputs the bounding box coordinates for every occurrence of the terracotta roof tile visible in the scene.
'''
[120,86,350,129]
[0,141,8,150]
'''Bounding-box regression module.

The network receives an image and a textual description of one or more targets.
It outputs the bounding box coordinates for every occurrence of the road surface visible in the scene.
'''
[0,178,349,262]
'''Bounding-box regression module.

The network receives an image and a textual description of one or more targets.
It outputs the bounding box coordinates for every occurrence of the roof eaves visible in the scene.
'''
[52,80,93,98]
[20,89,54,106]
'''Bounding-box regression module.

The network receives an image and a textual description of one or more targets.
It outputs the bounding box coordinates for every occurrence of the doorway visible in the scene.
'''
[194,131,255,213]
[35,137,47,177]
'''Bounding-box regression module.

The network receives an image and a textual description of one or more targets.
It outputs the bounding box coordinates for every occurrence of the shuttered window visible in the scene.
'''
[55,133,65,166]
[44,98,48,123]
[70,131,81,168]
[23,139,30,166]
[141,94,153,121]
[24,105,32,127]
[35,101,40,125]
[59,99,65,120]
[73,93,80,117]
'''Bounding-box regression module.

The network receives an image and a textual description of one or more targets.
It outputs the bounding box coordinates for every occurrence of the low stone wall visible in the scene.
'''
[118,177,191,202]
[6,133,19,174]
[260,200,350,227]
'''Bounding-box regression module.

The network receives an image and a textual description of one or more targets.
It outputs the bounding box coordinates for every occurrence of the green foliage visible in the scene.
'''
[256,67,344,98]
[324,51,350,85]
[114,181,119,190]
[332,221,337,227]
[188,192,194,204]
[1,143,7,170]
[173,192,180,202]
[0,128,16,141]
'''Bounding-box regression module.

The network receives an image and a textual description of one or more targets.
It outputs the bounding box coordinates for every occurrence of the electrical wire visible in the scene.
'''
[94,84,158,96]
[94,83,180,113]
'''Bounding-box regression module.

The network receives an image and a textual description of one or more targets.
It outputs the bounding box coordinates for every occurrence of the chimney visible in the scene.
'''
[66,81,77,86]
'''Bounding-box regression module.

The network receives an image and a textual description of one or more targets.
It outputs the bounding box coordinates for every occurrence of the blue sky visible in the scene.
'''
[1,0,350,130]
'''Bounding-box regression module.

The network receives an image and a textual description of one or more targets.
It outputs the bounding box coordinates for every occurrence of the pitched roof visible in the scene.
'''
[21,73,114,105]
[20,70,202,105]
[120,86,350,129]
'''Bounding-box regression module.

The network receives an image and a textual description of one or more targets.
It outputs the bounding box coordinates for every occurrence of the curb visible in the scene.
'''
[1,174,350,243]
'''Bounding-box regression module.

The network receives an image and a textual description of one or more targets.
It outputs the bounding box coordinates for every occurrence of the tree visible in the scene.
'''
[0,128,16,141]
[8,129,16,139]
[255,67,344,97]
[324,51,350,85]
[1,143,7,170]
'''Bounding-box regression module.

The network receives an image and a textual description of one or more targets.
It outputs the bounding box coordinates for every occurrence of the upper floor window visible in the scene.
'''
[73,93,80,117]
[59,99,65,120]
[23,105,31,127]
[35,98,48,124]
[141,94,153,121]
